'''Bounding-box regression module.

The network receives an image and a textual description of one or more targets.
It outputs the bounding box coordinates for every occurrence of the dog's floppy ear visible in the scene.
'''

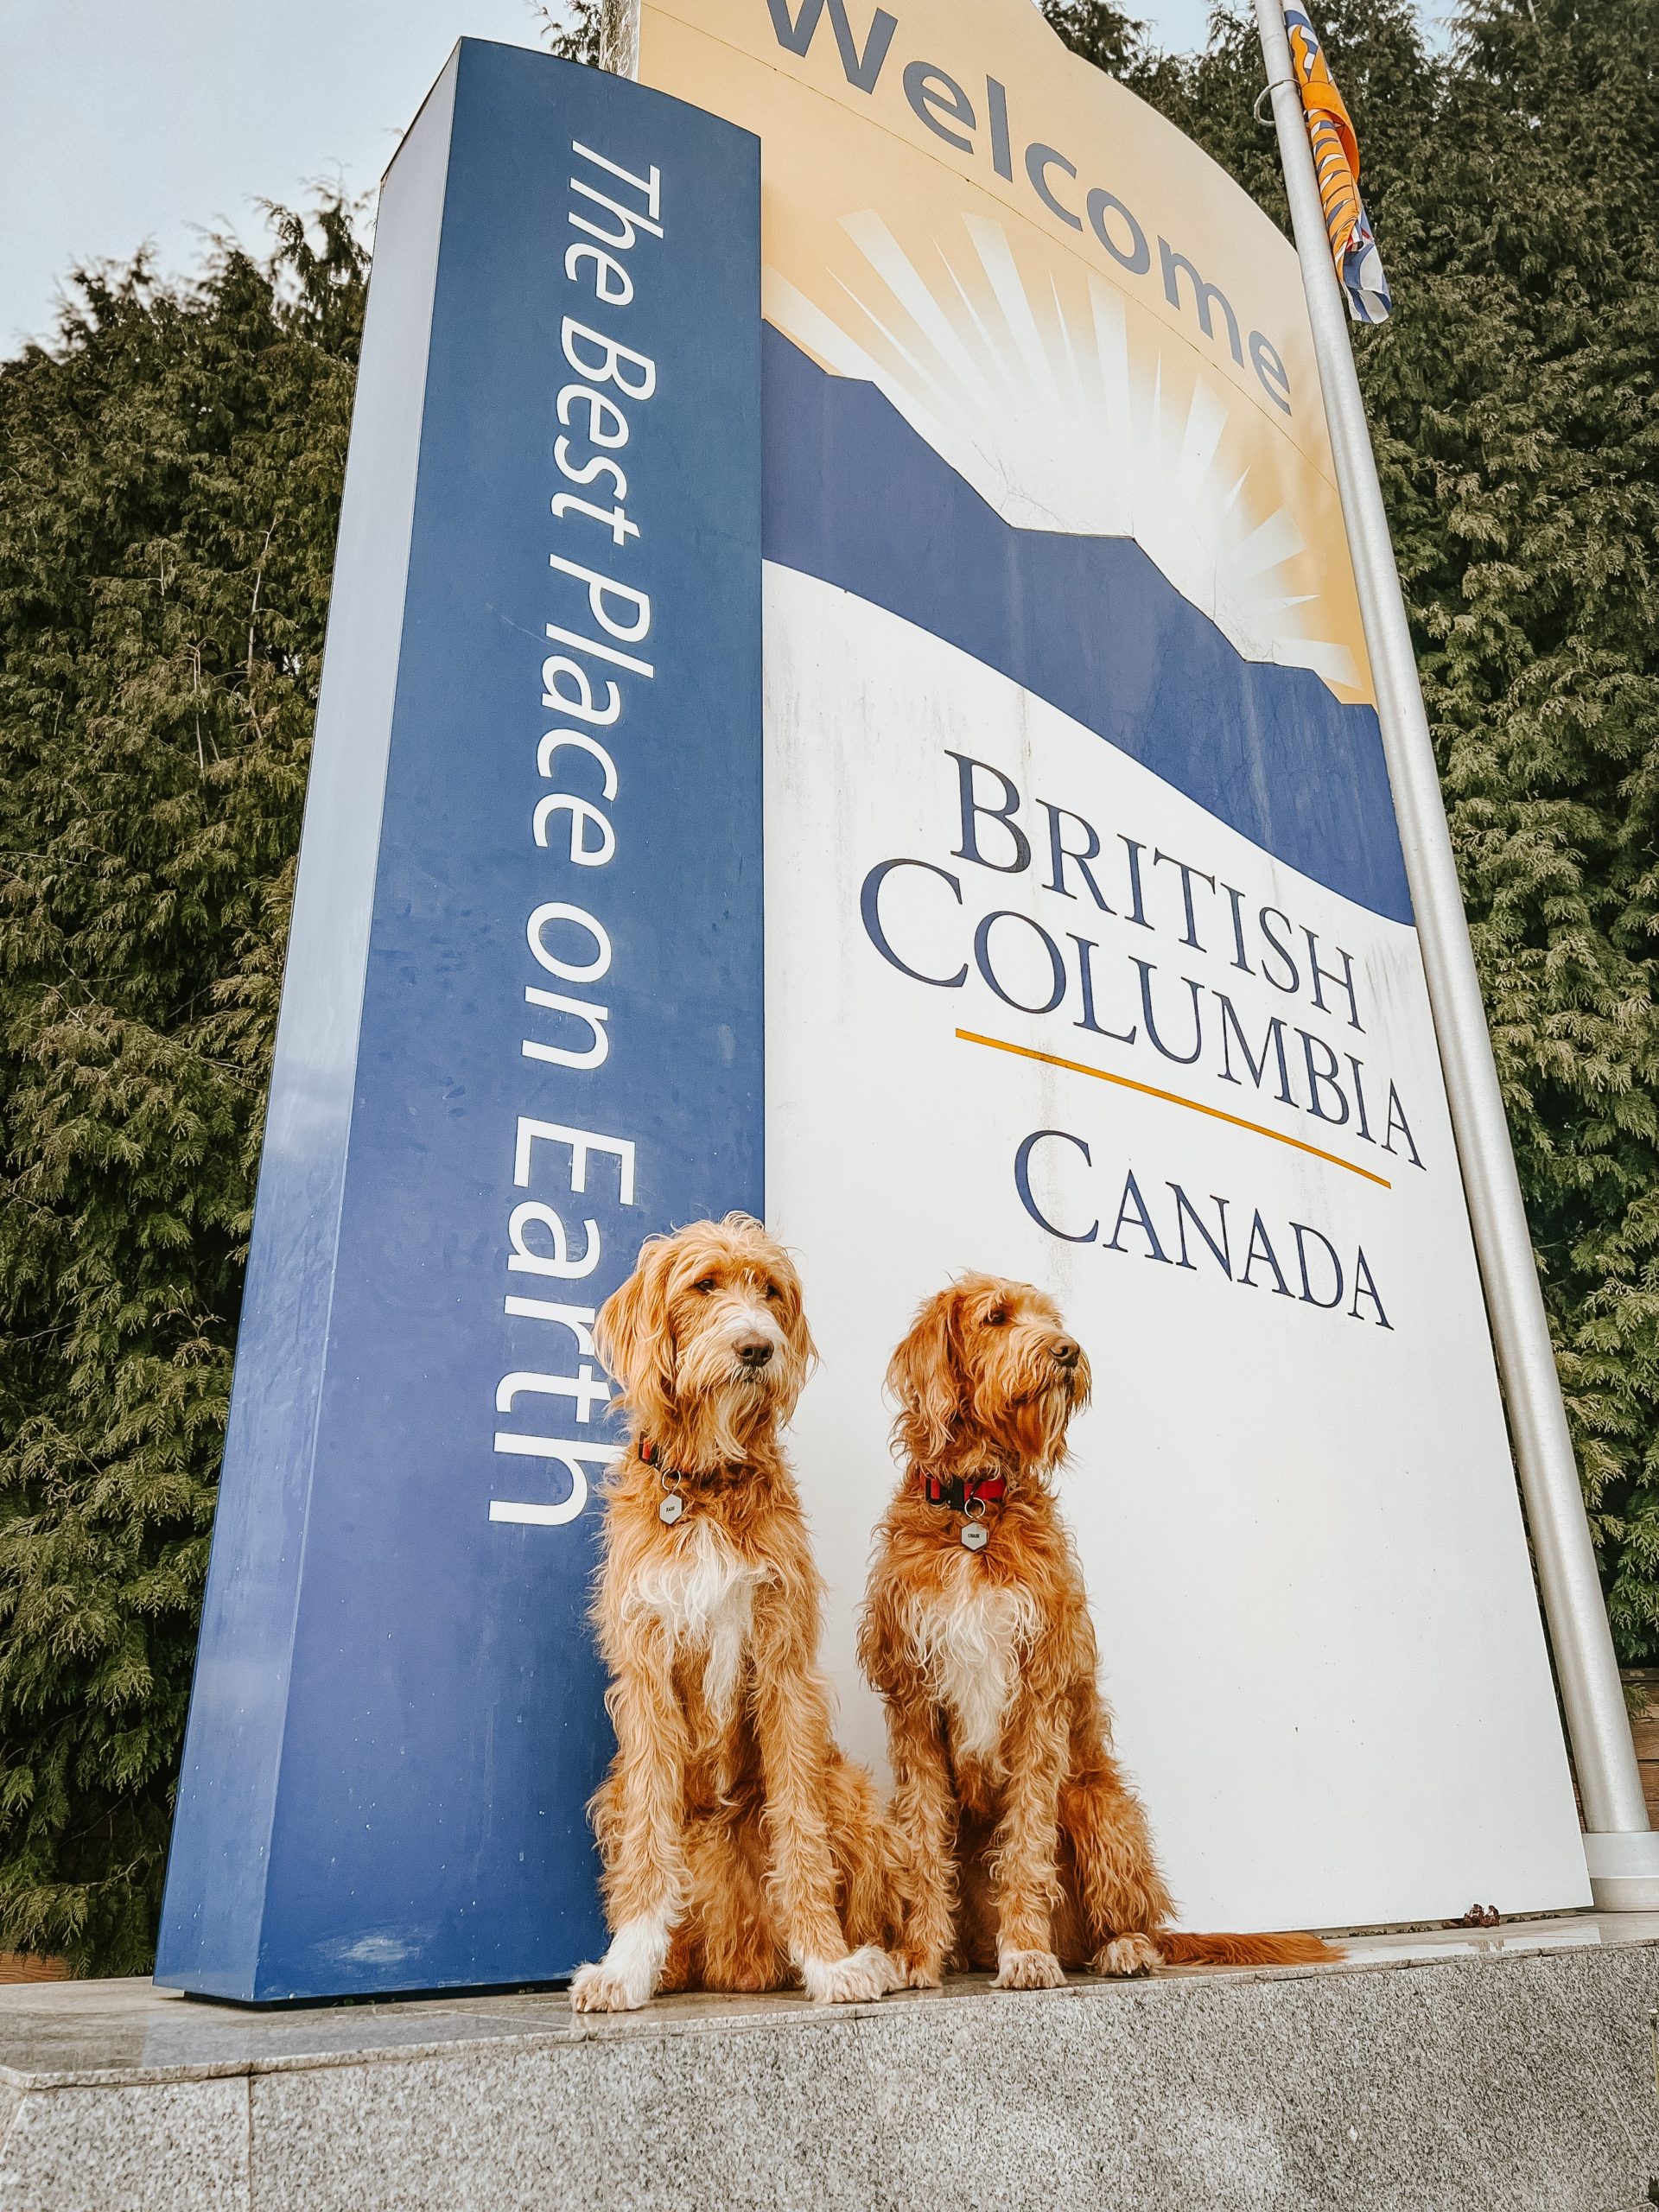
[766,1243,819,1381]
[594,1239,676,1433]
[887,1287,964,1462]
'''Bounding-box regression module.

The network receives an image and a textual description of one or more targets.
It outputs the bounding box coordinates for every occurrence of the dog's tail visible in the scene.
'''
[1157,1929,1338,1967]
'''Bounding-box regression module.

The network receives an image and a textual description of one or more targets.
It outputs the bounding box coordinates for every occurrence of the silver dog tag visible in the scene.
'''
[961,1522,988,1552]
[658,1494,684,1526]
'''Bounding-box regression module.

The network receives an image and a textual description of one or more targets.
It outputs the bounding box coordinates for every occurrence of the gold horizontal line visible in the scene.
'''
[955,1028,1392,1191]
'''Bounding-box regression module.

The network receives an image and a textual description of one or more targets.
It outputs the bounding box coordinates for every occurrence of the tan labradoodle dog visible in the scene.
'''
[570,1213,898,2012]
[860,1273,1338,1990]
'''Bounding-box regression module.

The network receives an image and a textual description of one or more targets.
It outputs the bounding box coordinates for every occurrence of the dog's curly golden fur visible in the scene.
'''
[569,1214,896,2012]
[860,1274,1337,1988]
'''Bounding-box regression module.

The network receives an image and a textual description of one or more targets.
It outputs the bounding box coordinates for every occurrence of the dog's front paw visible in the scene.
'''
[802,1944,900,2004]
[898,1952,944,1990]
[994,1947,1065,1991]
[569,1911,670,2012]
[1092,1934,1162,1978]
[569,1960,651,2013]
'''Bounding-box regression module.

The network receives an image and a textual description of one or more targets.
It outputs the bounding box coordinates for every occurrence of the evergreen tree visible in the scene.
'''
[1363,0,1659,1655]
[0,205,367,1972]
[1042,0,1148,79]
[535,2,603,63]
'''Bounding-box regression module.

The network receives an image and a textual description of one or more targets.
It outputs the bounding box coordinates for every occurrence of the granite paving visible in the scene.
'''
[0,1915,1655,2209]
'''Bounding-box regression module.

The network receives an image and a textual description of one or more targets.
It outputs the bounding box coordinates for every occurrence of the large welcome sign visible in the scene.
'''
[162,7,1588,2003]
[640,0,1587,1933]
[157,43,761,2000]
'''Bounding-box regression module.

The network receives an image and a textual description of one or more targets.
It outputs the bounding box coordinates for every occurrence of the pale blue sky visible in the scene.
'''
[1,0,1435,357]
[0,0,548,353]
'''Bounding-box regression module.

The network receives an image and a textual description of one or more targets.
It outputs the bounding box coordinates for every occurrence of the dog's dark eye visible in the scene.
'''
[764,1282,782,1301]
[985,1308,1007,1327]
[693,1275,716,1294]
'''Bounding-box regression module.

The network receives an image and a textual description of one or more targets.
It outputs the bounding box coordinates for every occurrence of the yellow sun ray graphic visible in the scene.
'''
[765,207,1366,700]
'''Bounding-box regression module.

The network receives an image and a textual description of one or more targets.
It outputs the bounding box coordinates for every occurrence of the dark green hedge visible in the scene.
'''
[0,207,367,1972]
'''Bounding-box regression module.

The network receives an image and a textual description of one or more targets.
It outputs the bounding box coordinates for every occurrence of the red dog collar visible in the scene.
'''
[920,1471,1007,1512]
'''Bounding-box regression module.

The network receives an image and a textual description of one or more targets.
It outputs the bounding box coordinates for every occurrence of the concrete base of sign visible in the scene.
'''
[6,1915,1659,2210]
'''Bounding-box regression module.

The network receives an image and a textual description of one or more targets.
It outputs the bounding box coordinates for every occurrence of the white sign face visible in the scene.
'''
[765,571,1585,1929]
[642,0,1590,1926]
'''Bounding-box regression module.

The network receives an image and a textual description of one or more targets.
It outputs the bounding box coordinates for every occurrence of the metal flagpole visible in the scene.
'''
[1253,0,1659,1906]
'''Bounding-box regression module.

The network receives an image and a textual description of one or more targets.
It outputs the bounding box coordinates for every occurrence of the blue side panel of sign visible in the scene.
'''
[156,42,762,2002]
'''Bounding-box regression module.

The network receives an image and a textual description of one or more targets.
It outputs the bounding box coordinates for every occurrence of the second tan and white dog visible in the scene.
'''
[570,1214,897,2012]
[860,1274,1337,1990]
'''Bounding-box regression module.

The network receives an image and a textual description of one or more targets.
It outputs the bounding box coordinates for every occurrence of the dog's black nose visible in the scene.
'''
[1052,1337,1080,1369]
[736,1337,774,1369]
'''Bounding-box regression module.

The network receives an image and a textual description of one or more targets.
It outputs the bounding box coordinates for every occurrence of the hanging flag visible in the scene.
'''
[1283,3,1392,324]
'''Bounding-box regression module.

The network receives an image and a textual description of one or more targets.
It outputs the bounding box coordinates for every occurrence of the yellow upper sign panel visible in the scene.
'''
[639,0,1374,704]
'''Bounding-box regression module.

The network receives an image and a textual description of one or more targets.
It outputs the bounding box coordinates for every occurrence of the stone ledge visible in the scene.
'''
[3,1916,1659,2210]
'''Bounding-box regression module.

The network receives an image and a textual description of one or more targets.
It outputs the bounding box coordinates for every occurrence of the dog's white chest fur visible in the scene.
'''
[626,1519,765,1725]
[906,1564,1037,1764]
